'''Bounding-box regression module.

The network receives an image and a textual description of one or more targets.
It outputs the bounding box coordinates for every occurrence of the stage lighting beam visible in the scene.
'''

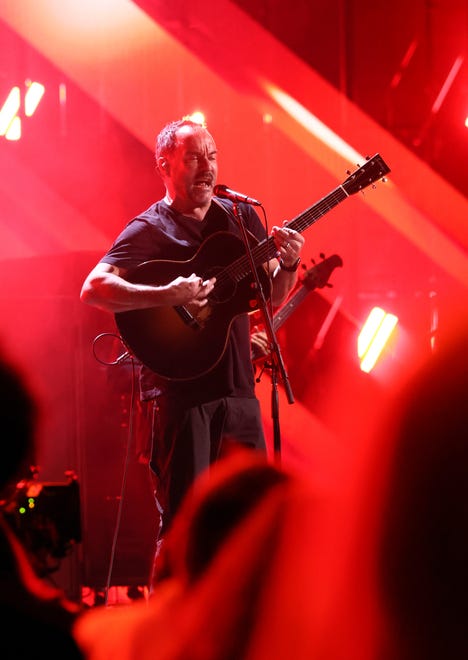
[358,307,398,373]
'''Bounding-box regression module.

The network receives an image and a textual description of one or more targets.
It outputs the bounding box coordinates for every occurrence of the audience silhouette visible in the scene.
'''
[328,315,468,660]
[74,446,326,659]
[74,314,468,660]
[375,319,468,659]
[0,348,83,659]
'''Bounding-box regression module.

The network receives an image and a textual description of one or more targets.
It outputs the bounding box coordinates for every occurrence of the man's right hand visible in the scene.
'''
[167,273,216,307]
[80,262,216,313]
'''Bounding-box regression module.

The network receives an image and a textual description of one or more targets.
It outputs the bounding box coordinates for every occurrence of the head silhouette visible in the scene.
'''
[0,352,36,495]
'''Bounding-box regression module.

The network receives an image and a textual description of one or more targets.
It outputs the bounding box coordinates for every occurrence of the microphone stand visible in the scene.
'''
[232,202,295,464]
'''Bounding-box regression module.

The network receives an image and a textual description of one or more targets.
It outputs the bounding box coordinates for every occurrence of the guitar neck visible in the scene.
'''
[273,286,310,331]
[260,184,348,261]
[227,184,348,283]
[226,153,390,286]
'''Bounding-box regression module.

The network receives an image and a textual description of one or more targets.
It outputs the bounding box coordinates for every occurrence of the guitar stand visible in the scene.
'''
[231,202,295,464]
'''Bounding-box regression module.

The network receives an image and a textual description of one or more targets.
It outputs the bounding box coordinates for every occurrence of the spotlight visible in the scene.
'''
[25,80,45,117]
[184,111,206,127]
[0,80,45,141]
[0,86,20,139]
[358,307,398,373]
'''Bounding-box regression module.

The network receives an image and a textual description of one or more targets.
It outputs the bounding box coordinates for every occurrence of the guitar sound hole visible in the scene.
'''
[207,268,236,304]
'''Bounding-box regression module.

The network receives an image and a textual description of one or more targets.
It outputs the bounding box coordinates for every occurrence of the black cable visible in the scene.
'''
[103,355,138,605]
[92,332,132,366]
[91,332,139,604]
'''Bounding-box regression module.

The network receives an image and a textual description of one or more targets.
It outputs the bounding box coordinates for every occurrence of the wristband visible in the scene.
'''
[279,257,301,272]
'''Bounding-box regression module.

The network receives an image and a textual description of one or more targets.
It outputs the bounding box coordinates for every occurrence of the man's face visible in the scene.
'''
[162,125,218,213]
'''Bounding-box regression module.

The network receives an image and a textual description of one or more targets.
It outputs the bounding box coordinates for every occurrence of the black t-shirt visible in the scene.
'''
[100,198,268,406]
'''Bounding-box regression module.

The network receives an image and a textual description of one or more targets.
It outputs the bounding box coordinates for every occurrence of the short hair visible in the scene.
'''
[155,117,207,162]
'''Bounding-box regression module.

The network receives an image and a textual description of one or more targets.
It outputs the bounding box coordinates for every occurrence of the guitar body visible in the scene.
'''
[115,231,271,380]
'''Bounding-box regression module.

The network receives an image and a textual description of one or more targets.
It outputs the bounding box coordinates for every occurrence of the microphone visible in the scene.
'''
[213,184,262,206]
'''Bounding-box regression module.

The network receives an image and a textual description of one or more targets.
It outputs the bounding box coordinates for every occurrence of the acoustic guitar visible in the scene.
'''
[115,154,390,380]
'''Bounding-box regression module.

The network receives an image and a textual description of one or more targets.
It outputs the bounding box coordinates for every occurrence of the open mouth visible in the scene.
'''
[193,177,213,190]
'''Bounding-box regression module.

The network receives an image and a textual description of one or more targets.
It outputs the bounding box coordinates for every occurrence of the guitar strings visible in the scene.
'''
[211,153,387,294]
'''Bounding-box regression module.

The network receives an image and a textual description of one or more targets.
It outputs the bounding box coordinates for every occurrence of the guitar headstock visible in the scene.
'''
[342,154,390,196]
[301,254,343,291]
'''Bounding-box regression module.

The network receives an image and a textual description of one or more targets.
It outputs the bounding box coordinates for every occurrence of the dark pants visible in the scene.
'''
[148,396,266,583]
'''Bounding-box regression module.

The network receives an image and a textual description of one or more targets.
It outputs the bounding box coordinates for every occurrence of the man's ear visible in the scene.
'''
[158,158,170,175]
